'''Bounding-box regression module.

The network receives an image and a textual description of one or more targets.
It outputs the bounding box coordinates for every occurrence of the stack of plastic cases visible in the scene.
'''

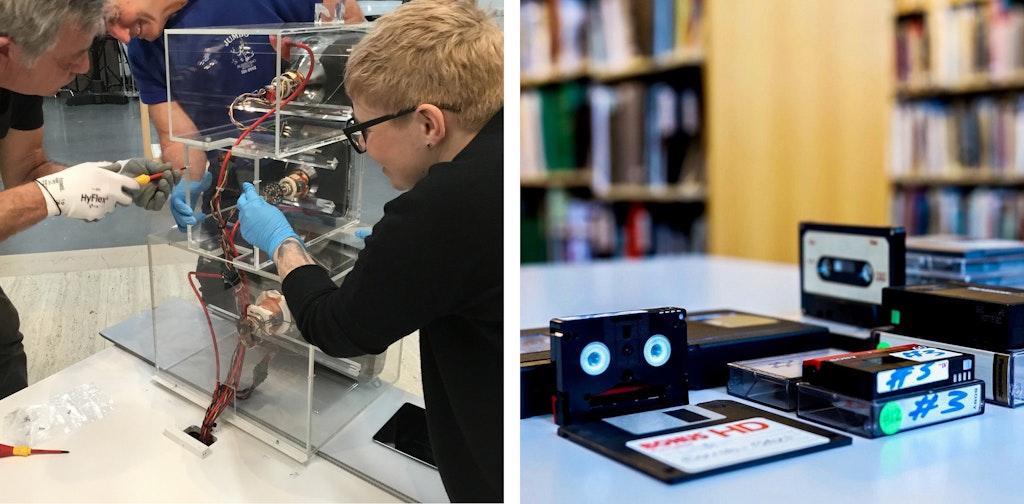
[905,236,1024,288]
[874,329,1024,408]
[795,345,986,438]
[726,348,849,411]
[149,23,400,464]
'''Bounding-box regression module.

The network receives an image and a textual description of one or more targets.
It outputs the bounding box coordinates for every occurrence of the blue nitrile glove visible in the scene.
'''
[170,171,213,232]
[355,229,371,239]
[237,182,302,256]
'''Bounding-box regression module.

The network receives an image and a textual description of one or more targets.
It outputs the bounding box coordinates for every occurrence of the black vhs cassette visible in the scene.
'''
[882,282,1024,352]
[796,379,985,438]
[800,222,906,328]
[520,327,554,419]
[686,310,831,389]
[801,344,975,399]
[726,348,850,411]
[557,399,851,483]
[551,307,688,426]
[875,329,1024,408]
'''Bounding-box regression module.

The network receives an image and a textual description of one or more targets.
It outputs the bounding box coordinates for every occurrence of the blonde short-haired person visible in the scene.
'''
[236,1,503,501]
[0,0,175,399]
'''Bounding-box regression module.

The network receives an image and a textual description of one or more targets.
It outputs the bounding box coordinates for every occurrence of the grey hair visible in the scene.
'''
[0,0,110,65]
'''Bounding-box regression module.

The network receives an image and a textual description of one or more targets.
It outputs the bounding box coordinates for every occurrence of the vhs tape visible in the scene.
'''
[801,344,975,399]
[796,379,985,438]
[800,222,906,328]
[551,307,688,426]
[686,310,831,389]
[520,327,554,419]
[882,282,1024,352]
[875,329,1024,408]
[557,399,851,483]
[726,348,851,411]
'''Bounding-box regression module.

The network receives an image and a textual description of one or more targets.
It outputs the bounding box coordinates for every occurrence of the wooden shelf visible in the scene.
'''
[891,171,1024,186]
[593,183,706,203]
[520,50,704,89]
[896,72,1024,99]
[520,170,592,189]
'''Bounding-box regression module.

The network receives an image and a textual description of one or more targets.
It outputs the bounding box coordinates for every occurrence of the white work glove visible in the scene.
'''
[35,162,140,222]
[101,158,178,211]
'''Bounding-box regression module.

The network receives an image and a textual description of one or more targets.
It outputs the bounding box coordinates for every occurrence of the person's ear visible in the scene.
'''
[0,36,13,63]
[416,104,446,147]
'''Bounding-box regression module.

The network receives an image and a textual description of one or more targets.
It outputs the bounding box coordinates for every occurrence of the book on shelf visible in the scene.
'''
[903,2,1024,87]
[520,190,706,263]
[890,96,1024,178]
[893,186,1024,239]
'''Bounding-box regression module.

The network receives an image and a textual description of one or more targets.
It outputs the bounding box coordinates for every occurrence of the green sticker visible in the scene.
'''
[876,341,892,350]
[879,402,902,435]
[891,310,901,324]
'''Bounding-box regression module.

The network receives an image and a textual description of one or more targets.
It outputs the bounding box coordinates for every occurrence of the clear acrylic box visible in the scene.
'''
[149,22,397,463]
[164,23,370,162]
[148,228,401,462]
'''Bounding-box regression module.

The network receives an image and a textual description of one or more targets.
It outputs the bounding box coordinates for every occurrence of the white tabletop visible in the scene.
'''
[519,254,1024,503]
[0,347,402,503]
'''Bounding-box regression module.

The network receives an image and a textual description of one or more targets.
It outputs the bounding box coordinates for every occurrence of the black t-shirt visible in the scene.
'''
[282,109,504,502]
[0,89,44,140]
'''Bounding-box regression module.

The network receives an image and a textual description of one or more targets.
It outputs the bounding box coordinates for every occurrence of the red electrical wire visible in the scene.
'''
[193,40,317,445]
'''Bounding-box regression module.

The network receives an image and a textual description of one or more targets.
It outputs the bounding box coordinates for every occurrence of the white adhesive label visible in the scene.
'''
[876,360,950,394]
[625,417,829,473]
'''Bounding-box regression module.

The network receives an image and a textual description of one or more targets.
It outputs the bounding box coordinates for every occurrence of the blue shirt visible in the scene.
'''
[127,0,318,205]
[128,0,317,128]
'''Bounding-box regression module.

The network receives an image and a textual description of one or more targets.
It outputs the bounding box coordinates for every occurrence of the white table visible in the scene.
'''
[0,347,396,502]
[520,255,1024,502]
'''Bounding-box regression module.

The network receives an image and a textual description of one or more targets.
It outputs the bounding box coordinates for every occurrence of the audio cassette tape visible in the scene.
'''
[550,307,688,426]
[800,222,906,328]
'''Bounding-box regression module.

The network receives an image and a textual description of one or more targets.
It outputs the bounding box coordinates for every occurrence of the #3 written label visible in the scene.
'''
[625,417,829,473]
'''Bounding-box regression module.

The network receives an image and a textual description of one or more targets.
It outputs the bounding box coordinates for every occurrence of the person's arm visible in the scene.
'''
[274,238,317,279]
[148,101,209,181]
[0,181,50,242]
[0,127,65,186]
[344,0,366,23]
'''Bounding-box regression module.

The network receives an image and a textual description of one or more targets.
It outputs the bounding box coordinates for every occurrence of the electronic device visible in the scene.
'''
[883,282,1024,352]
[372,403,437,469]
[800,222,906,327]
[550,307,688,426]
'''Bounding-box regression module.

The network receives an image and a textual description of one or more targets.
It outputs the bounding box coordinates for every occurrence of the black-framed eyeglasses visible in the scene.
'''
[342,107,416,153]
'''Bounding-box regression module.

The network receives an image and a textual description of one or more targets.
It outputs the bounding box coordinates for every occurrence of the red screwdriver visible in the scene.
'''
[0,442,69,458]
[134,171,165,185]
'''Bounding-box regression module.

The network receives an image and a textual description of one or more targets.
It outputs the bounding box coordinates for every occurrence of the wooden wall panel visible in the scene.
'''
[706,0,892,263]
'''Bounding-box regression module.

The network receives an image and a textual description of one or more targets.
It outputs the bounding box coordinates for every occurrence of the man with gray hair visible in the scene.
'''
[0,0,178,398]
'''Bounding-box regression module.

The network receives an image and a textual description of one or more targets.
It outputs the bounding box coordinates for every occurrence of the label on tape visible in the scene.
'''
[625,417,830,473]
[877,382,984,435]
[876,360,950,394]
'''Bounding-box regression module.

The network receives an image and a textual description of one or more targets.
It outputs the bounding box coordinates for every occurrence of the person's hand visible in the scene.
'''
[237,182,301,256]
[35,163,139,222]
[101,158,178,211]
[170,171,213,232]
